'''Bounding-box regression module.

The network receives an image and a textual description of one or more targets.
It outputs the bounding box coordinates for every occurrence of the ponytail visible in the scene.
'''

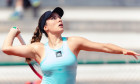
[25,26,42,63]
[31,26,42,43]
[26,11,49,63]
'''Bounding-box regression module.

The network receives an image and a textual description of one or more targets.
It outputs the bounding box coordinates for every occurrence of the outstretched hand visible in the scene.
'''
[123,50,140,59]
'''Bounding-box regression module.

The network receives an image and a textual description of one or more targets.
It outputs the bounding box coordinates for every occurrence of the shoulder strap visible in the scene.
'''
[62,37,69,48]
[62,37,67,43]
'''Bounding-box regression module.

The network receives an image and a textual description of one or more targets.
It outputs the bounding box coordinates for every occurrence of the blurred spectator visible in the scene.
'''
[6,0,13,7]
[9,0,40,20]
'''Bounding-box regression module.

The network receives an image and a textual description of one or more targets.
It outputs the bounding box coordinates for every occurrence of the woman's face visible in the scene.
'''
[44,13,64,34]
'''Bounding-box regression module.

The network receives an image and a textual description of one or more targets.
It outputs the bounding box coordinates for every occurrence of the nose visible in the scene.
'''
[58,17,62,22]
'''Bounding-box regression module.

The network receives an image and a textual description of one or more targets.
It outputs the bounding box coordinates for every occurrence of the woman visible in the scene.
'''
[2,7,140,84]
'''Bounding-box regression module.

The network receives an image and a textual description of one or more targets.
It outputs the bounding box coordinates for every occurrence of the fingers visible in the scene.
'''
[133,55,138,60]
[11,27,21,36]
[16,27,21,33]
[123,50,140,59]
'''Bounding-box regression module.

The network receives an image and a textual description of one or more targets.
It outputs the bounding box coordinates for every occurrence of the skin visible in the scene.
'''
[2,13,140,64]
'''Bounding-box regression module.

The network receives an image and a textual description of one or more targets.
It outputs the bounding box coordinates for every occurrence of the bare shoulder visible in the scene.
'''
[66,36,87,56]
[67,36,87,44]
[30,42,45,62]
[67,36,83,41]
[31,42,44,47]
[30,42,44,51]
[67,36,87,49]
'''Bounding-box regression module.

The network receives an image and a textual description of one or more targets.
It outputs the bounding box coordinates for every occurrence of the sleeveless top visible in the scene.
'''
[40,37,77,84]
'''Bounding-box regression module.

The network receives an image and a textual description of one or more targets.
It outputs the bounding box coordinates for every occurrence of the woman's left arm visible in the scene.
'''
[75,37,140,59]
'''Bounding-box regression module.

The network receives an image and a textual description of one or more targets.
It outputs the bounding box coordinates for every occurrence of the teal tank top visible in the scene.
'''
[40,37,77,84]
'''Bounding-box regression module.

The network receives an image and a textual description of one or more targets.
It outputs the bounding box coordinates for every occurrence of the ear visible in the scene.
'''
[44,25,48,31]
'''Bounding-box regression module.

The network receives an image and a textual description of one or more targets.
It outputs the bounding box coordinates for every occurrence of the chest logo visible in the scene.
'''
[56,51,62,57]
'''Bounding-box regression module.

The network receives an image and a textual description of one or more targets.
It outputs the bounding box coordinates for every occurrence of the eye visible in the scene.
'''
[50,16,56,20]
[58,16,61,19]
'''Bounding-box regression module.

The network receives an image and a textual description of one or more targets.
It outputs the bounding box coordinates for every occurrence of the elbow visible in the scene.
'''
[1,47,7,53]
[1,47,12,55]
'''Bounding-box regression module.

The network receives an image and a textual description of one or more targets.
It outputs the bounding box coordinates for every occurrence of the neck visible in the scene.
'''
[48,34,62,49]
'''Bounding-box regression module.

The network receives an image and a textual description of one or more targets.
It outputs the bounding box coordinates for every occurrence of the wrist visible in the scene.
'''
[122,49,127,55]
[121,49,126,55]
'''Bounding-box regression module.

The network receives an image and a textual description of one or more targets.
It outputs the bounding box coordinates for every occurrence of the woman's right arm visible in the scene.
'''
[2,28,36,59]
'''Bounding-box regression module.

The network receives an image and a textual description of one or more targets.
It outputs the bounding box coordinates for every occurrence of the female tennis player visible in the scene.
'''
[2,7,140,84]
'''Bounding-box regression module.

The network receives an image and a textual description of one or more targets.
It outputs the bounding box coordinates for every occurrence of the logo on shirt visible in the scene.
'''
[56,51,62,57]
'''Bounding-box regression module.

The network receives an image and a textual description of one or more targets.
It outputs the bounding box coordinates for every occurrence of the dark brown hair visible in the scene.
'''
[25,12,48,63]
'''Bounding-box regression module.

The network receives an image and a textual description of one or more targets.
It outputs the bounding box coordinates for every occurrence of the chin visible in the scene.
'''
[60,29,64,34]
[60,27,64,31]
[56,29,64,35]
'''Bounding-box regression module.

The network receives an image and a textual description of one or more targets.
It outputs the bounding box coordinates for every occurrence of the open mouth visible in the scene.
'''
[59,24,63,27]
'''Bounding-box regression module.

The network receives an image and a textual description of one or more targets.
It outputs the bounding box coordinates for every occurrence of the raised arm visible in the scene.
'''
[2,28,36,59]
[73,37,139,59]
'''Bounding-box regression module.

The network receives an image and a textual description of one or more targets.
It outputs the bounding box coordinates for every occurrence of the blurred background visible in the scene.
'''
[1,0,140,84]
